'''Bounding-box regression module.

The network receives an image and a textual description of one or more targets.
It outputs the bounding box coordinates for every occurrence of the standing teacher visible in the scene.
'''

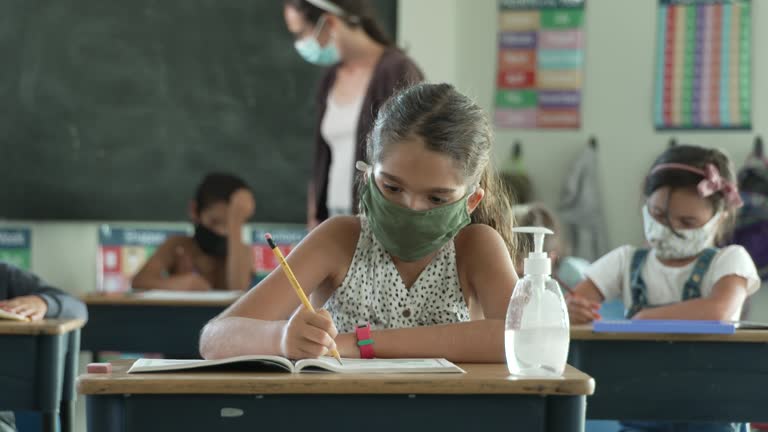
[284,0,424,227]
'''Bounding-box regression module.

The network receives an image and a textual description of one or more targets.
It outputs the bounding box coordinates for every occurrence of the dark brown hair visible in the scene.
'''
[364,83,517,256]
[195,173,249,213]
[284,0,393,47]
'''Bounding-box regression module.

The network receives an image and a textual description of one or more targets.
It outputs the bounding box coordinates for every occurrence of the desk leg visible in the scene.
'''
[38,334,65,432]
[87,395,125,432]
[61,330,80,432]
[41,412,56,432]
[545,395,586,432]
[60,400,74,432]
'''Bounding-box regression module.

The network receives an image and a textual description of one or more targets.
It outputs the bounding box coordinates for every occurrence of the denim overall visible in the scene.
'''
[620,248,745,432]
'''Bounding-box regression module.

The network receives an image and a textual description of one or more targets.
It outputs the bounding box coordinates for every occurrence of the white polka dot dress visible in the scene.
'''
[325,217,471,333]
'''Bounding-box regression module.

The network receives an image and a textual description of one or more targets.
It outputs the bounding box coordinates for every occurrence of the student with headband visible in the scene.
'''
[283,0,424,228]
[566,145,760,432]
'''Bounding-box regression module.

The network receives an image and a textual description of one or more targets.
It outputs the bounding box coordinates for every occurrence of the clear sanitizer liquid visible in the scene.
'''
[505,228,570,376]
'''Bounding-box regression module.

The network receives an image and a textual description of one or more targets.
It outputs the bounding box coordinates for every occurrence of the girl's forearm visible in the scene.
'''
[337,320,506,363]
[634,297,735,320]
[200,316,286,359]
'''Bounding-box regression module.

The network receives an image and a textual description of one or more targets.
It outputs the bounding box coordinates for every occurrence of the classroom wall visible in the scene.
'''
[0,221,189,295]
[399,0,766,250]
[2,0,766,299]
[399,0,768,319]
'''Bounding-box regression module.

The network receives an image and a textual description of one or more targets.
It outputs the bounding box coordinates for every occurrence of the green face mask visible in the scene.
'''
[360,175,472,262]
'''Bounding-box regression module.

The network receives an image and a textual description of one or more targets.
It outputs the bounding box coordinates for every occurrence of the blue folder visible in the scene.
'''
[593,319,736,335]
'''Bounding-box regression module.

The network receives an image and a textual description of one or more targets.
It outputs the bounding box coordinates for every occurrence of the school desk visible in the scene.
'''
[0,319,85,432]
[81,293,236,359]
[569,325,768,423]
[77,360,595,432]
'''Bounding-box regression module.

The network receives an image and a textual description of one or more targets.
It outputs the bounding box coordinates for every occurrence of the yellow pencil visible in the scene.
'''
[265,233,343,365]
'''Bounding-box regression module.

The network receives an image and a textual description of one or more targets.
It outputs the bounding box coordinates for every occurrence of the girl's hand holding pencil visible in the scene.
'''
[266,233,344,364]
[280,306,339,360]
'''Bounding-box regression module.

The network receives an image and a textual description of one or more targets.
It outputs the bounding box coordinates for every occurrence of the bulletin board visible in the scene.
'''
[495,0,586,129]
[654,0,751,130]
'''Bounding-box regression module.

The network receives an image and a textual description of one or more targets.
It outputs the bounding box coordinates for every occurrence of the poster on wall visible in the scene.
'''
[0,228,31,270]
[655,0,751,130]
[251,225,306,284]
[97,226,190,292]
[495,0,585,129]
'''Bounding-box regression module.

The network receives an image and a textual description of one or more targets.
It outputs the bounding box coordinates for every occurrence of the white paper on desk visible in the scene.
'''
[128,356,465,374]
[135,290,243,302]
[295,357,465,374]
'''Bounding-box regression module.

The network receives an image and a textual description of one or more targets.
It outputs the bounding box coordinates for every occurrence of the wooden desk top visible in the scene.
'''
[0,318,86,335]
[78,360,595,396]
[571,324,768,343]
[82,292,240,307]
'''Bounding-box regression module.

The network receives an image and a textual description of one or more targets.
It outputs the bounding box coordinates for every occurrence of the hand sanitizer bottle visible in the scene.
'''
[505,227,570,376]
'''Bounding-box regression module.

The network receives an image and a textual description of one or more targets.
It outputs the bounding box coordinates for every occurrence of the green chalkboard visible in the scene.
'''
[0,0,397,222]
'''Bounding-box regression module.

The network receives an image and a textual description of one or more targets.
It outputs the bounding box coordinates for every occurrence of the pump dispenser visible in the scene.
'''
[505,227,570,376]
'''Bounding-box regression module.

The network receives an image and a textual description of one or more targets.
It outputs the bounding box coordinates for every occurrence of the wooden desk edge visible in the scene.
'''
[77,361,594,397]
[571,325,768,342]
[81,293,237,307]
[0,318,86,335]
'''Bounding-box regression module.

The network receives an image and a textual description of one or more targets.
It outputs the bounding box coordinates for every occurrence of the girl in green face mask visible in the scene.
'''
[200,83,520,364]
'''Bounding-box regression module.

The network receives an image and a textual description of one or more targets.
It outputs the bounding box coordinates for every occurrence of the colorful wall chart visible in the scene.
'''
[251,226,307,284]
[496,0,585,129]
[655,0,751,130]
[98,226,189,292]
[0,228,31,270]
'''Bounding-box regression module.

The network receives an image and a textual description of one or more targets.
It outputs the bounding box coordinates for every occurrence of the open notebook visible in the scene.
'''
[128,356,465,374]
[0,309,30,321]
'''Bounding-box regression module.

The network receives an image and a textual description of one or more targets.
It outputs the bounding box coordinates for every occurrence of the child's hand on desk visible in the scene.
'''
[173,273,212,291]
[566,293,602,324]
[280,307,338,359]
[0,295,48,321]
[228,188,255,224]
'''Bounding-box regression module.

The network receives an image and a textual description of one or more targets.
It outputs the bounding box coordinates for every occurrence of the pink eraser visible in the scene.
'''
[87,363,112,374]
[264,233,272,241]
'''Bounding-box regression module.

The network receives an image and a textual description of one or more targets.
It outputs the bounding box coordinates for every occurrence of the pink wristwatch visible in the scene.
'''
[355,323,375,359]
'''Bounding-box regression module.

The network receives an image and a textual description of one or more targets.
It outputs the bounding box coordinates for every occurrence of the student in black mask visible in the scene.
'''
[133,173,255,291]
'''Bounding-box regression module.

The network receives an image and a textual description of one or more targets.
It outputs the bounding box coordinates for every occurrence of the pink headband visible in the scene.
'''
[651,163,743,208]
